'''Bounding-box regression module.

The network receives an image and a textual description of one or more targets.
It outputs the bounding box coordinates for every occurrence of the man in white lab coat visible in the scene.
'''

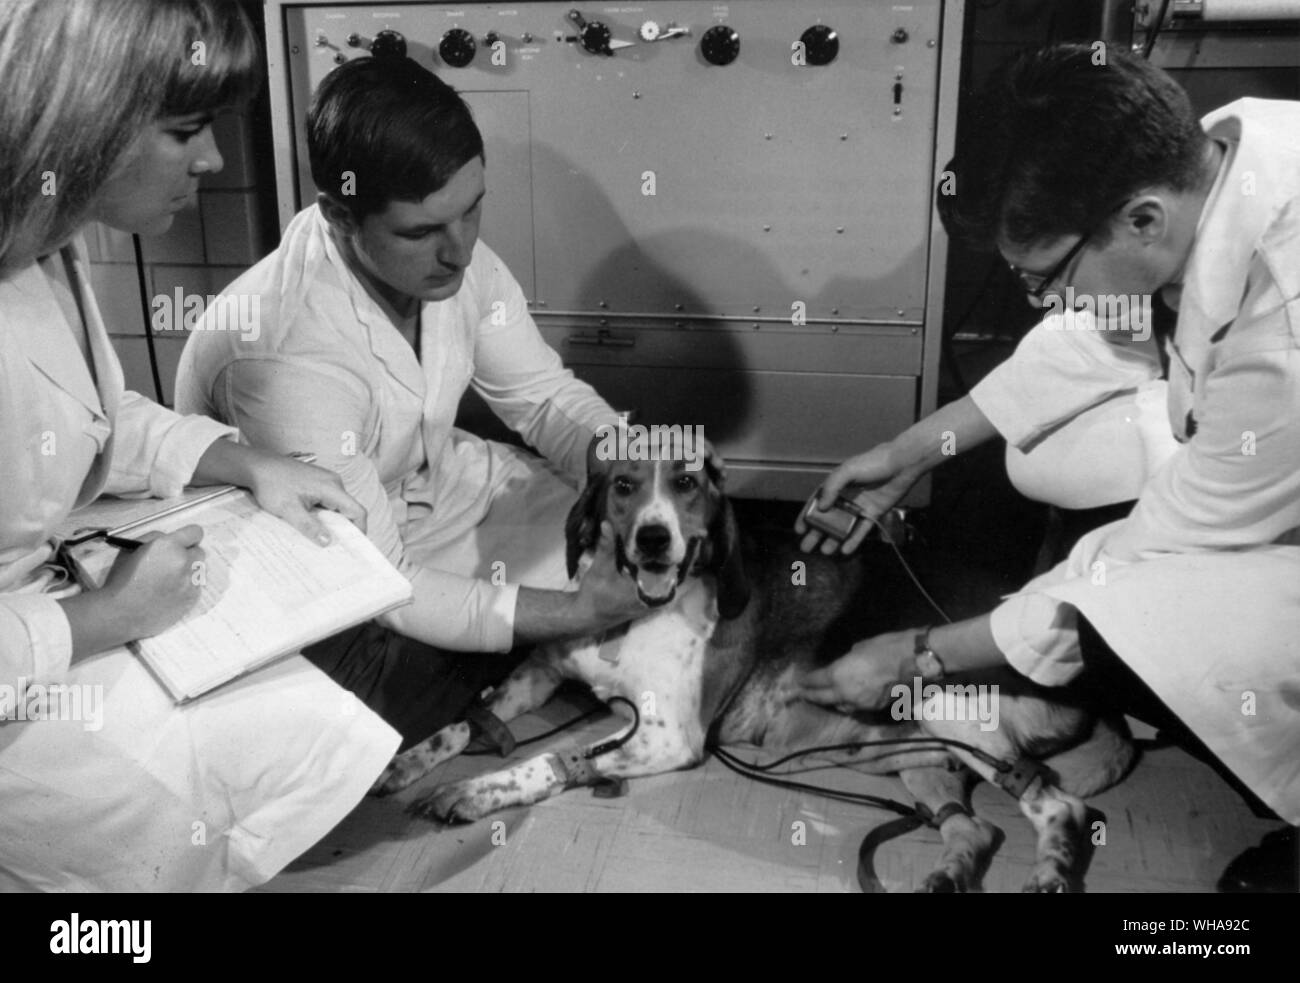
[177,57,645,750]
[798,45,1299,890]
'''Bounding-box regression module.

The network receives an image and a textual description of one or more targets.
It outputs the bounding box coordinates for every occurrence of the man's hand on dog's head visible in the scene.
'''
[572,521,648,631]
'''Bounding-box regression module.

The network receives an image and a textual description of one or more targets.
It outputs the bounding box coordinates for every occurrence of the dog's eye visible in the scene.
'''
[612,476,635,495]
[674,475,698,493]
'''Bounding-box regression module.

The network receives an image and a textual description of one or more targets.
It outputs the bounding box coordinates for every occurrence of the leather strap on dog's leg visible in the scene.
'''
[464,701,516,758]
[992,757,1051,800]
[549,747,628,797]
[551,747,599,789]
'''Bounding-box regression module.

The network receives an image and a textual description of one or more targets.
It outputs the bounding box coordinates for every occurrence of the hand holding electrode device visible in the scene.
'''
[800,488,872,542]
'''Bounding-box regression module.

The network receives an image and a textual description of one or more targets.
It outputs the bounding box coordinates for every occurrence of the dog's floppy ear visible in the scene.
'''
[564,471,608,580]
[703,443,751,620]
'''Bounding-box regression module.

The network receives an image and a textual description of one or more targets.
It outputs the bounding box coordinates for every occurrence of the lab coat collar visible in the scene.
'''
[1181,99,1300,338]
[309,207,427,401]
[0,245,108,423]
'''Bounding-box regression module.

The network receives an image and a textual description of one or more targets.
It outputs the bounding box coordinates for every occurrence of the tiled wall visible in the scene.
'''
[84,111,270,407]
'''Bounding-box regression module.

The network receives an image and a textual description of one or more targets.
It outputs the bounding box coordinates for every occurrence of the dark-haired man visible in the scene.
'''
[797,45,1299,889]
[176,57,644,750]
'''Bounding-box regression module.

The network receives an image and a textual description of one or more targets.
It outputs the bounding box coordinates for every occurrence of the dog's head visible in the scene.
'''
[565,436,751,619]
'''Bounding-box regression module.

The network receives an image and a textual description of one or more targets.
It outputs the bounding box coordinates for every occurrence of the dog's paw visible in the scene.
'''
[370,724,473,797]
[1021,866,1074,893]
[370,753,431,797]
[407,779,495,824]
[918,871,961,893]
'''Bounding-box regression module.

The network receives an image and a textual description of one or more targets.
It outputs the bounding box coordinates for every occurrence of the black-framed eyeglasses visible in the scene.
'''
[1008,230,1094,301]
[1006,201,1128,302]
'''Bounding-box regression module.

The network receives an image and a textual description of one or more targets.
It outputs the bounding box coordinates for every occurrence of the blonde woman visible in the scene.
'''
[0,0,399,891]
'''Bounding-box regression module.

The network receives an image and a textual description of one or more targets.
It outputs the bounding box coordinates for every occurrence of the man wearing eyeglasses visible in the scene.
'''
[797,44,1300,891]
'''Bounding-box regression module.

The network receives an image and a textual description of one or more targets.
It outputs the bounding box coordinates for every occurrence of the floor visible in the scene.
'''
[258,686,1279,893]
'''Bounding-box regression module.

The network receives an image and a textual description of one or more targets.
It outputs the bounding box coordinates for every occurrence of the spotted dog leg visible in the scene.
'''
[371,654,565,796]
[918,693,1088,893]
[899,765,1002,893]
[1014,775,1089,893]
[410,712,701,824]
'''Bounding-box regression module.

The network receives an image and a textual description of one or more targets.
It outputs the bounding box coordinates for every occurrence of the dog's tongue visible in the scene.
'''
[636,566,678,606]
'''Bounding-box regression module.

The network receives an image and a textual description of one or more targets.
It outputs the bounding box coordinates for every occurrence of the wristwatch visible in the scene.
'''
[913,626,946,682]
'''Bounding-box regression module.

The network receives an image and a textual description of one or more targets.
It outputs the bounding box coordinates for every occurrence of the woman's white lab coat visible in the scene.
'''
[0,237,399,891]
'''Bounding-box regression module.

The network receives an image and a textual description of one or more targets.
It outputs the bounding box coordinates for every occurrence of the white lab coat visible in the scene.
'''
[970,99,1300,823]
[0,237,399,891]
[175,206,619,652]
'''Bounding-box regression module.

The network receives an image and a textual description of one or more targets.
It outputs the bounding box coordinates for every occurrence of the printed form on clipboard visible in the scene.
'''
[57,482,412,704]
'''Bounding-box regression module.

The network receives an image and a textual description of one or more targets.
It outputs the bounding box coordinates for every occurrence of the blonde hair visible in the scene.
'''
[0,0,258,273]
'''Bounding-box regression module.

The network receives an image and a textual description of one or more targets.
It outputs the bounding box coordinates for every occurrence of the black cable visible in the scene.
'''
[463,695,641,759]
[586,695,639,757]
[130,233,165,404]
[463,704,605,756]
[1142,0,1172,59]
[712,736,1009,774]
[710,745,918,817]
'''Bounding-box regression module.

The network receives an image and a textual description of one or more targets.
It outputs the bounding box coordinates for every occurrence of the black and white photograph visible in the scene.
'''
[1,0,1296,941]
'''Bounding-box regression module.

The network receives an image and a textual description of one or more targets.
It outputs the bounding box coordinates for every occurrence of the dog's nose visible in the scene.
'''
[635,524,672,558]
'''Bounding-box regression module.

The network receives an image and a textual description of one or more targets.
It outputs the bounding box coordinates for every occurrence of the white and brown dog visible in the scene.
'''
[373,444,1136,892]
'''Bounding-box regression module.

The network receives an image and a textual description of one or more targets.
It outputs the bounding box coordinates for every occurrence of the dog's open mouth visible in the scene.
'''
[615,537,700,608]
[633,562,679,606]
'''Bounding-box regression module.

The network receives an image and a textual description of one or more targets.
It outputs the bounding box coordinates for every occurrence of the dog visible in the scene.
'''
[373,443,1136,892]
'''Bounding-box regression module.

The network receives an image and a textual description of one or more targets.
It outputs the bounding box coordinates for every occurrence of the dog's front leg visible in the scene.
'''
[372,653,566,795]
[410,714,702,823]
[919,699,1088,893]
[899,765,1003,893]
[408,751,571,822]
